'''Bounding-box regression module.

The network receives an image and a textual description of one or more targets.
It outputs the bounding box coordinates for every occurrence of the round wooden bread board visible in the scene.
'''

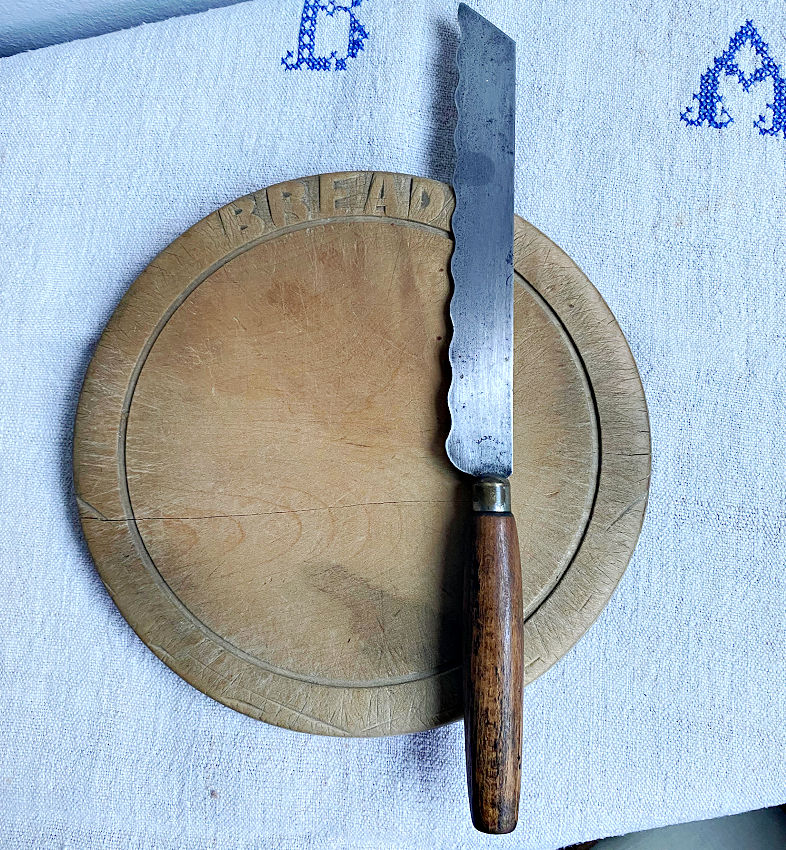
[74,171,650,737]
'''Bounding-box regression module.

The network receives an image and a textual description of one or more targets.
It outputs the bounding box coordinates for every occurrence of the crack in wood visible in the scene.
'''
[79,498,452,523]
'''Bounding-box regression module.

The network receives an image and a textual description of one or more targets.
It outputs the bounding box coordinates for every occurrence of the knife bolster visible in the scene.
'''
[472,476,511,513]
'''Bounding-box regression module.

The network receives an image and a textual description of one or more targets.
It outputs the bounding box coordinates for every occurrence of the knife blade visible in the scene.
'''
[447,4,523,835]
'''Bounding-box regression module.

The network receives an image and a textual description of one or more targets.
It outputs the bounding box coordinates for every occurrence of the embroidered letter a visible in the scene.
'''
[681,21,786,137]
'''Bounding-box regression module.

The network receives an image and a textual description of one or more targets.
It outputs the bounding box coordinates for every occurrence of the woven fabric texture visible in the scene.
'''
[1,1,785,848]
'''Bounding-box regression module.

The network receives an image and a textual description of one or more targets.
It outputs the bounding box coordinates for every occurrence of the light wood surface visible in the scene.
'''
[73,171,650,736]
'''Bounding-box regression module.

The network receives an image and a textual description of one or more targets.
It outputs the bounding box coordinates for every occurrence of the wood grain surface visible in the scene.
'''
[73,171,650,736]
[465,512,523,834]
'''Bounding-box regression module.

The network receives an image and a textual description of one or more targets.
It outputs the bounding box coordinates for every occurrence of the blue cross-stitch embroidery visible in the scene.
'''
[681,21,786,136]
[282,1,369,70]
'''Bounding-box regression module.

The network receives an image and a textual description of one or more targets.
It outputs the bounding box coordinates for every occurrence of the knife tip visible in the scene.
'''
[457,2,473,22]
[457,3,515,49]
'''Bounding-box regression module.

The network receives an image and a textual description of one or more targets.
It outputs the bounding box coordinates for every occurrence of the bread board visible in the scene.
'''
[74,171,650,736]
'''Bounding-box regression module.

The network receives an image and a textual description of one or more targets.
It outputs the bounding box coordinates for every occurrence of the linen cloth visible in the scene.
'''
[1,1,785,847]
[0,0,245,57]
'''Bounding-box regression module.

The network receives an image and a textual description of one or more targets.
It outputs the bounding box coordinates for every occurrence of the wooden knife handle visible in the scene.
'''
[464,478,524,834]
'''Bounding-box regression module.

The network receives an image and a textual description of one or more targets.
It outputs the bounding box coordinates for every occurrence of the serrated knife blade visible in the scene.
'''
[448,4,523,836]
[446,4,515,479]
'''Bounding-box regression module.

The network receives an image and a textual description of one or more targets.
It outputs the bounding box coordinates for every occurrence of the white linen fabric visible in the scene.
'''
[1,1,785,848]
[0,0,245,58]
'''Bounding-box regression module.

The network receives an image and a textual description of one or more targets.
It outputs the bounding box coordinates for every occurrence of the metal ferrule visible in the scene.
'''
[472,476,511,513]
